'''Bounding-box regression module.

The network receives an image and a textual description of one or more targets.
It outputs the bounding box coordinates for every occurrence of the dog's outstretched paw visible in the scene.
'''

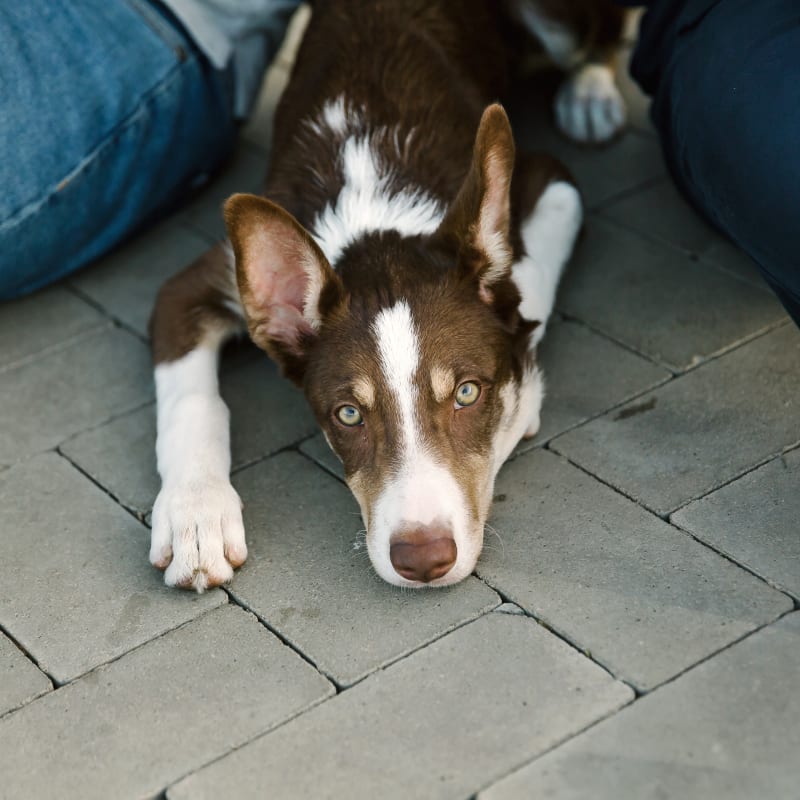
[150,477,247,592]
[555,63,626,144]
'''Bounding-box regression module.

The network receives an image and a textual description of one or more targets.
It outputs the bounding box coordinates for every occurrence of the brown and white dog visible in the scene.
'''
[149,0,627,591]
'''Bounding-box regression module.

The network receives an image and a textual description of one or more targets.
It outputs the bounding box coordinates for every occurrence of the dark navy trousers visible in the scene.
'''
[628,0,800,326]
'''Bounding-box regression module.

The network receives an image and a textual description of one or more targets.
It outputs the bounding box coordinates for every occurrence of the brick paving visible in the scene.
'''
[1,8,798,798]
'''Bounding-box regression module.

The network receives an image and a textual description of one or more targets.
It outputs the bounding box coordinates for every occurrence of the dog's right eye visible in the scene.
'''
[336,405,363,427]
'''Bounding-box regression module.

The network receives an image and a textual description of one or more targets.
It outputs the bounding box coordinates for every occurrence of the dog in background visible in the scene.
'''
[149,0,628,591]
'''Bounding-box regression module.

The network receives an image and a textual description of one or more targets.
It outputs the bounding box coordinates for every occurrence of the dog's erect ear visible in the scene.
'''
[434,103,515,302]
[224,193,343,380]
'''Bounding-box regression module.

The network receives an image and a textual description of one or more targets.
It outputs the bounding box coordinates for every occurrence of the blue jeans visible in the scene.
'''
[0,0,237,300]
[631,0,800,326]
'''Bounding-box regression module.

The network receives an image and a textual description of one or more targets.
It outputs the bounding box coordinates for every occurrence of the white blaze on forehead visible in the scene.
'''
[373,299,420,455]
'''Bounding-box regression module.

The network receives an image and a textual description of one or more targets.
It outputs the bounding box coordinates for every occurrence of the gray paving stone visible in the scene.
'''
[0,453,224,684]
[480,611,800,800]
[557,218,786,371]
[551,324,800,516]
[70,220,210,337]
[61,355,315,517]
[0,605,333,800]
[0,288,106,371]
[0,633,51,716]
[477,449,792,691]
[601,178,767,288]
[0,326,153,465]
[298,431,345,480]
[518,320,670,452]
[168,613,633,800]
[229,452,500,686]
[672,448,800,600]
[275,3,311,68]
[180,143,269,241]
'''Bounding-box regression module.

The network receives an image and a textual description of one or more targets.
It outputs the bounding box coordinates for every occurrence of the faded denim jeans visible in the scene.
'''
[0,1,243,299]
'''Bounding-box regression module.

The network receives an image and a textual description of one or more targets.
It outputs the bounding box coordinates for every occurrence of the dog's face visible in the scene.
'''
[225,105,540,586]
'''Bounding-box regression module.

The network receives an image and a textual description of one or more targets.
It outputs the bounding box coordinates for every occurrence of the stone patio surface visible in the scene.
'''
[1,7,798,799]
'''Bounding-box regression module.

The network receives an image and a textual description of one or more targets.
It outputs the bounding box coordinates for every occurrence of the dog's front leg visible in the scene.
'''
[149,244,247,591]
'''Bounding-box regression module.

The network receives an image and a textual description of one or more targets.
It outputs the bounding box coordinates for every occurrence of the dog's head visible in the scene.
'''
[225,105,541,587]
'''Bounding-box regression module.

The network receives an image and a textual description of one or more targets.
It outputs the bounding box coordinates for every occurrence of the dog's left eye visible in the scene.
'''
[454,381,481,408]
[336,405,363,426]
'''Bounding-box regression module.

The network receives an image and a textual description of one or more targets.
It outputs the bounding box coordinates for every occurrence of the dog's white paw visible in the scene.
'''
[555,64,626,143]
[150,476,247,592]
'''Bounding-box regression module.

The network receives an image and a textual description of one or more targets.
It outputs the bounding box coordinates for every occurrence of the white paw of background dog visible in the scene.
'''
[555,63,626,143]
[150,476,247,592]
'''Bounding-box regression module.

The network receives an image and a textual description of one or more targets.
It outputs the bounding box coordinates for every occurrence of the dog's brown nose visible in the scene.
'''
[389,527,457,583]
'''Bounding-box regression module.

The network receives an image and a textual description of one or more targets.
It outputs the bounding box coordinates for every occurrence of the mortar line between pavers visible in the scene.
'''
[670,514,800,605]
[471,610,797,797]
[54,398,156,457]
[65,283,150,344]
[226,584,502,692]
[229,432,320,477]
[0,321,113,376]
[659,437,800,523]
[555,308,678,375]
[506,375,674,462]
[295,446,348,486]
[468,687,639,800]
[593,203,778,295]
[541,445,800,608]
[57,604,229,691]
[160,688,336,799]
[586,169,665,213]
[55,446,152,526]
[476,576,640,696]
[0,623,54,703]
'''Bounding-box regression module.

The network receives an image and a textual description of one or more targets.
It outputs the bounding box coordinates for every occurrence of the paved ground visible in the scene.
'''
[2,8,799,799]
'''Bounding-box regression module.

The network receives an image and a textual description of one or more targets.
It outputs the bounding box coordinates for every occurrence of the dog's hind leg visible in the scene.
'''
[509,0,628,142]
[148,243,248,591]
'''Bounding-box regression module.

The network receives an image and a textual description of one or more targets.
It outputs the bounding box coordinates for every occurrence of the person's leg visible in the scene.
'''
[0,0,236,300]
[632,0,800,326]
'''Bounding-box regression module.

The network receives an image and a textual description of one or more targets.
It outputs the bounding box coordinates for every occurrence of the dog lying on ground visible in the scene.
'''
[149,0,627,591]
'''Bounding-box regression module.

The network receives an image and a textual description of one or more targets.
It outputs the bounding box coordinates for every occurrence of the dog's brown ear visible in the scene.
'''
[433,103,515,302]
[224,193,343,381]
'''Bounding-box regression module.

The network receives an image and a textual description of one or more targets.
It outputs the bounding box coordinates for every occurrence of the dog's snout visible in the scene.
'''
[389,526,457,583]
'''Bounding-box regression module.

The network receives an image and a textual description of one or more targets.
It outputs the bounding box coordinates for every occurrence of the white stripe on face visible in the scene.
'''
[373,300,420,458]
[368,301,472,585]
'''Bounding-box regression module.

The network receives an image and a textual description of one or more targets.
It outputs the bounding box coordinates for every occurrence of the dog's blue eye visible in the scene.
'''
[336,405,363,426]
[455,381,480,408]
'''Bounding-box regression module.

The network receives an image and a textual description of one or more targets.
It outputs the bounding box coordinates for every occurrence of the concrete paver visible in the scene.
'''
[558,218,786,371]
[479,611,800,800]
[0,326,153,465]
[0,633,51,717]
[168,613,633,800]
[478,449,792,691]
[0,453,224,684]
[61,355,316,517]
[70,220,210,337]
[230,452,500,686]
[0,605,333,800]
[600,178,766,288]
[673,447,800,600]
[519,319,670,450]
[551,323,800,515]
[0,287,105,370]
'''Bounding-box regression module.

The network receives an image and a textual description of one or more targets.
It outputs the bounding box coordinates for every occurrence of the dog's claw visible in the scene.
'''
[555,63,626,144]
